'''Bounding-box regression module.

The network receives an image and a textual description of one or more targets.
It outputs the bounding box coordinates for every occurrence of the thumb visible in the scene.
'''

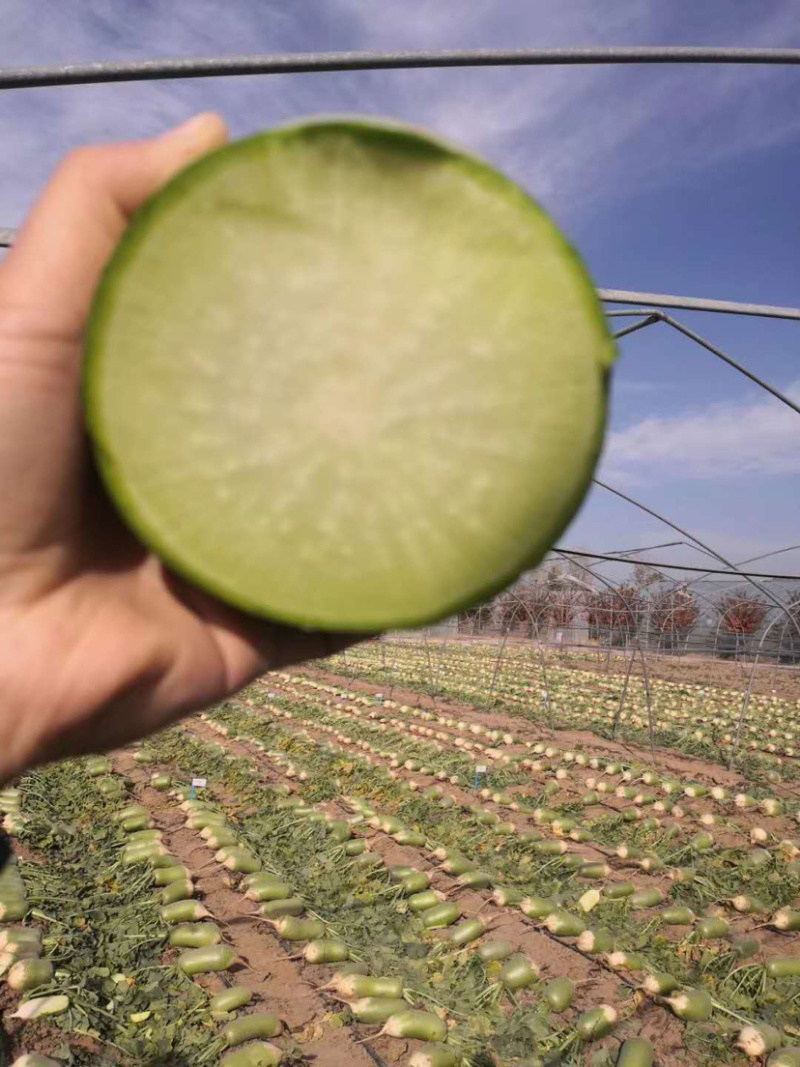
[0,113,228,332]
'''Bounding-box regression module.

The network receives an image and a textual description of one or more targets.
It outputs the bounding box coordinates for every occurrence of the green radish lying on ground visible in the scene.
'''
[85,117,615,633]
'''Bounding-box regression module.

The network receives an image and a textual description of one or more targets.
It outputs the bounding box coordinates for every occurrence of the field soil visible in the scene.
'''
[294,666,800,803]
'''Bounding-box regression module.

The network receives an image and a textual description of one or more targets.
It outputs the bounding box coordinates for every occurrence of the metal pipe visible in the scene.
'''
[0,47,798,92]
[612,314,660,340]
[658,312,800,415]
[599,288,800,321]
[556,548,800,581]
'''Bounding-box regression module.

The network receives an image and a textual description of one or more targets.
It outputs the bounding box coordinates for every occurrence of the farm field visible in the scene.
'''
[2,638,800,1066]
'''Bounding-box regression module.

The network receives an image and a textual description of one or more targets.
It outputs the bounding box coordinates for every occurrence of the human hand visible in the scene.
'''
[0,114,355,783]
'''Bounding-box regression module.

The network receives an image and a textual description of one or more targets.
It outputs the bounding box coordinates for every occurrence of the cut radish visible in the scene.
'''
[86,117,614,630]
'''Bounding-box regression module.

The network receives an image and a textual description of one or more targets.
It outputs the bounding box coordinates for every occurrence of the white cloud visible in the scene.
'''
[601,381,800,482]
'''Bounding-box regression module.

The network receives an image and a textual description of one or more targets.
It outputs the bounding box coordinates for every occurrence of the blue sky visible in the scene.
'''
[1,1,798,578]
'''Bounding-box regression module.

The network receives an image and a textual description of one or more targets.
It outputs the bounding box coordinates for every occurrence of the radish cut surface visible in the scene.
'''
[86,117,614,630]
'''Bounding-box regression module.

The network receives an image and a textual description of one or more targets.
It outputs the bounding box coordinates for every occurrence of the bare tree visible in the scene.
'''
[650,586,699,652]
[716,591,768,658]
[586,583,643,646]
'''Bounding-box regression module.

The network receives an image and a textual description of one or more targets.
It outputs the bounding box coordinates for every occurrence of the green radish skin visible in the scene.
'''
[122,842,167,865]
[128,829,162,843]
[209,986,253,1014]
[499,954,539,991]
[456,870,492,890]
[344,839,366,856]
[643,972,680,995]
[303,939,349,963]
[245,882,293,902]
[114,804,149,823]
[732,894,768,915]
[731,936,761,960]
[409,1045,459,1067]
[662,905,695,925]
[544,976,575,1012]
[394,830,426,847]
[666,988,713,1021]
[222,1012,282,1046]
[0,900,27,922]
[327,819,351,843]
[695,916,730,940]
[186,812,227,830]
[219,1042,282,1067]
[380,1009,447,1042]
[577,862,610,880]
[12,995,70,1019]
[243,872,285,889]
[207,829,239,850]
[350,852,383,870]
[422,903,462,930]
[492,887,523,907]
[160,900,210,924]
[272,917,325,942]
[630,887,663,909]
[441,856,474,877]
[576,1004,617,1041]
[577,928,615,954]
[168,923,221,949]
[121,814,154,833]
[408,890,446,913]
[766,958,800,979]
[603,882,635,900]
[7,958,53,992]
[773,909,800,932]
[217,847,262,874]
[769,1050,800,1067]
[179,944,238,975]
[737,1023,784,1058]
[159,879,195,906]
[350,997,409,1024]
[616,1037,654,1067]
[400,872,431,895]
[520,896,555,919]
[545,910,585,937]
[535,841,567,857]
[0,928,41,952]
[446,919,485,946]
[149,853,181,870]
[154,865,191,886]
[476,939,513,963]
[258,897,306,919]
[325,974,403,1000]
[606,952,647,973]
